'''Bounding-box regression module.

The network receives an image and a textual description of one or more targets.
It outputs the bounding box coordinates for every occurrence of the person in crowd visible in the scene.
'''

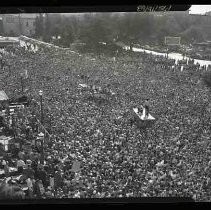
[26,177,34,198]
[4,161,10,178]
[142,98,150,119]
[0,182,25,199]
[23,161,35,179]
[36,165,48,188]
[17,158,25,174]
[0,42,210,201]
[54,169,64,193]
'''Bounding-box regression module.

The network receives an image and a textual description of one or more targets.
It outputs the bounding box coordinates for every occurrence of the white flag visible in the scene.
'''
[25,69,28,79]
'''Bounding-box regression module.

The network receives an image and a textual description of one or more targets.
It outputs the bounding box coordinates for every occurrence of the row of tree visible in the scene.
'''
[34,12,211,51]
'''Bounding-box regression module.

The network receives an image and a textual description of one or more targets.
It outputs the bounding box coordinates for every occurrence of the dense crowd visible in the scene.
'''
[0,41,211,201]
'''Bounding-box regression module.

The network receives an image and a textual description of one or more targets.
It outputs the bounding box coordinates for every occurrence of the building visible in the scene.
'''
[1,14,38,37]
[205,11,211,16]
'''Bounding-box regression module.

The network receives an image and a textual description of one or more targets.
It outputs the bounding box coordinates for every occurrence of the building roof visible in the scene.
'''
[0,91,9,101]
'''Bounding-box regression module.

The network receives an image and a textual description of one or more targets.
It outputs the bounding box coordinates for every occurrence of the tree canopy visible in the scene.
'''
[34,12,211,50]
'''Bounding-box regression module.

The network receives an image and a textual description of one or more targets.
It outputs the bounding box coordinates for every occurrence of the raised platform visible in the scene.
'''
[133,107,155,121]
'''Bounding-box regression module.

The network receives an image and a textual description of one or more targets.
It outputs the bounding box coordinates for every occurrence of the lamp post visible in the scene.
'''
[37,132,44,164]
[39,90,43,125]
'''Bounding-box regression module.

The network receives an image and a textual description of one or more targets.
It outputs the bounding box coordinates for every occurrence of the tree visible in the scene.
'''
[180,25,205,43]
[68,15,81,41]
[79,13,112,52]
[60,26,74,47]
[43,13,51,42]
[34,14,44,39]
[34,12,211,52]
[112,13,156,50]
[203,71,211,89]
[114,13,141,51]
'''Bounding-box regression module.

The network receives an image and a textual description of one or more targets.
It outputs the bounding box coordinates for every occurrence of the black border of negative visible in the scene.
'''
[0,1,191,13]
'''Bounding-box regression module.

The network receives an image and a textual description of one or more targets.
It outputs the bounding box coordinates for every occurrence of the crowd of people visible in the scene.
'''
[0,40,211,201]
